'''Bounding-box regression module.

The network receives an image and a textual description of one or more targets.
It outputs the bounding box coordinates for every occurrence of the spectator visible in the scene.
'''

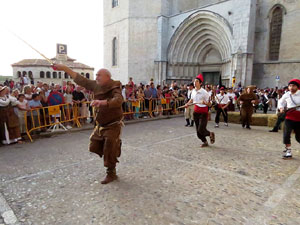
[29,93,42,128]
[16,94,29,134]
[24,85,32,101]
[144,84,152,113]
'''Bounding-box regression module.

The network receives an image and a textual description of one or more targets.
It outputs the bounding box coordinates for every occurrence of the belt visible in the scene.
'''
[96,119,124,134]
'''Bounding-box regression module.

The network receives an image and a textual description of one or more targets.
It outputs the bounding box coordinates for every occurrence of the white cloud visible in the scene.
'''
[0,0,103,76]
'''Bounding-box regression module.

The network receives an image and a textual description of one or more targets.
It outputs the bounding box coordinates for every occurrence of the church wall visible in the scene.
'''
[253,0,300,87]
[127,0,166,84]
[103,0,130,84]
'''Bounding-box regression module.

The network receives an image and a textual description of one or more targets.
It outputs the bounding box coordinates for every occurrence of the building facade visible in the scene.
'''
[12,44,94,85]
[104,0,300,88]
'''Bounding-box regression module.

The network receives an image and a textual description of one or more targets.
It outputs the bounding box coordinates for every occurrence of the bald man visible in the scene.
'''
[53,64,123,184]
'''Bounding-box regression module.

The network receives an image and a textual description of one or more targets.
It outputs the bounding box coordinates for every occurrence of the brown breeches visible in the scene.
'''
[240,108,253,126]
[89,124,122,168]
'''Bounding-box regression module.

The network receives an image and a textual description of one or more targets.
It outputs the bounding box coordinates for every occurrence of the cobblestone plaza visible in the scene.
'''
[0,117,300,224]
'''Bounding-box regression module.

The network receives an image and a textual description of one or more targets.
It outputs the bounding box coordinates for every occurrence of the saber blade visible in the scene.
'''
[9,29,53,65]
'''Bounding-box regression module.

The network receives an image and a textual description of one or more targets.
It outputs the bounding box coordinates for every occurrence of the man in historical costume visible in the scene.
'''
[53,64,123,184]
[261,90,270,114]
[214,87,230,128]
[184,83,194,127]
[0,86,22,145]
[237,86,258,129]
[227,88,236,111]
[278,79,300,159]
[184,74,215,147]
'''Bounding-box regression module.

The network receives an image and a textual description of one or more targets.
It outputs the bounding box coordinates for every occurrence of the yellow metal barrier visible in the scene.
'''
[25,98,186,142]
[25,103,81,142]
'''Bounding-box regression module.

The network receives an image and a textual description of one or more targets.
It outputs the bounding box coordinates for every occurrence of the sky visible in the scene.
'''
[0,0,103,76]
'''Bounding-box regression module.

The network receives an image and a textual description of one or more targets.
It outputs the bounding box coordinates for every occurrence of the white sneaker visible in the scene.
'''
[283,150,292,159]
[66,125,73,130]
[215,124,219,128]
[224,123,228,126]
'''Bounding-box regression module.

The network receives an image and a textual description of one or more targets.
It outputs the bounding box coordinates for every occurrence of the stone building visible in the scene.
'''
[103,0,300,88]
[12,44,94,85]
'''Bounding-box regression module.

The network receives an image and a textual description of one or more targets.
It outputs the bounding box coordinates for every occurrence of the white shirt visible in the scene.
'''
[187,89,193,99]
[23,77,28,84]
[0,96,10,107]
[215,93,230,104]
[278,90,300,111]
[191,88,210,107]
[122,88,126,100]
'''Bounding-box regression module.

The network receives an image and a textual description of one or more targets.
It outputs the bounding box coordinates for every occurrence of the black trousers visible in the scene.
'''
[215,107,228,123]
[283,119,300,145]
[273,113,285,131]
[263,103,268,114]
[194,112,210,143]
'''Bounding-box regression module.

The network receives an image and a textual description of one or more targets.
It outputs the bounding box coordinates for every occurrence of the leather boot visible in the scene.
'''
[189,120,194,127]
[185,119,190,127]
[101,167,118,184]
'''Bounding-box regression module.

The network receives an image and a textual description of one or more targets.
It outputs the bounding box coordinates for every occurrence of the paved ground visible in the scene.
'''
[0,117,300,225]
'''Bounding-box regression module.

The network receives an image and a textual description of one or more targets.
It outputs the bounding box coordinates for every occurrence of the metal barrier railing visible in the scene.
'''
[25,103,81,142]
[25,97,186,142]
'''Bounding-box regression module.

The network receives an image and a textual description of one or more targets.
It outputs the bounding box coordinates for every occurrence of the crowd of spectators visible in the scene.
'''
[0,74,288,145]
[0,77,93,145]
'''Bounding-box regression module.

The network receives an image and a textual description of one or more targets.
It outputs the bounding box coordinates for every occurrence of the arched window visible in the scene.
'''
[40,71,45,78]
[269,6,284,61]
[112,0,118,8]
[46,71,51,78]
[17,71,21,78]
[58,72,61,79]
[22,71,27,76]
[64,73,68,79]
[86,73,90,79]
[53,72,57,79]
[112,37,118,66]
[28,71,33,79]
[81,72,84,76]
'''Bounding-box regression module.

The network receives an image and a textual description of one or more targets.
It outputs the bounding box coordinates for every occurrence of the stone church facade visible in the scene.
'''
[104,0,300,88]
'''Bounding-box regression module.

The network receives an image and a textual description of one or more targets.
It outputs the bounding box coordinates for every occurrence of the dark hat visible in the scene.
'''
[288,79,300,88]
[195,74,204,82]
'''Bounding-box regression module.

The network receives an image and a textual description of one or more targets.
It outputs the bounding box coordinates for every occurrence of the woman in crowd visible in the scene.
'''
[24,85,32,101]
[16,94,29,135]
[0,86,22,145]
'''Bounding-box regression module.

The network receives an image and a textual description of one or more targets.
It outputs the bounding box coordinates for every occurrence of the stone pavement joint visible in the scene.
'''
[246,164,300,225]
[0,194,18,225]
[3,158,95,185]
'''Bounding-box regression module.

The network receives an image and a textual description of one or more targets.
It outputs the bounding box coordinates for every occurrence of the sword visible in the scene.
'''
[177,102,205,109]
[8,29,55,67]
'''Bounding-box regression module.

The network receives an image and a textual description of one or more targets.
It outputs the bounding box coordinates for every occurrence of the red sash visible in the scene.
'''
[194,105,208,114]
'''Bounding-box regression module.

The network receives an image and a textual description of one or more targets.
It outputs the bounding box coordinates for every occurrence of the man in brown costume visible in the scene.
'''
[237,86,258,129]
[53,64,123,184]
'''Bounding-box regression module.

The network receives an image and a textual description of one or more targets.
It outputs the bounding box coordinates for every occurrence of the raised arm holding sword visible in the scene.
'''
[53,64,124,184]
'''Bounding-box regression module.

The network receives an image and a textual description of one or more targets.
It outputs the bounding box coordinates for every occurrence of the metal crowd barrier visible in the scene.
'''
[24,98,186,142]
[25,103,81,142]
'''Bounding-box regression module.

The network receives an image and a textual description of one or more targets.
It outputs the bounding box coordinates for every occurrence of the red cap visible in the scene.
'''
[196,74,203,82]
[220,87,225,90]
[288,79,300,88]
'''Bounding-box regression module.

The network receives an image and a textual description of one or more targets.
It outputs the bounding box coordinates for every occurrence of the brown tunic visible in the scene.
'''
[237,93,258,126]
[74,74,123,168]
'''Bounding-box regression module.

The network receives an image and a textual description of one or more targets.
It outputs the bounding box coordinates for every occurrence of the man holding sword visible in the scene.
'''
[278,79,300,159]
[53,64,123,184]
[184,74,215,148]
